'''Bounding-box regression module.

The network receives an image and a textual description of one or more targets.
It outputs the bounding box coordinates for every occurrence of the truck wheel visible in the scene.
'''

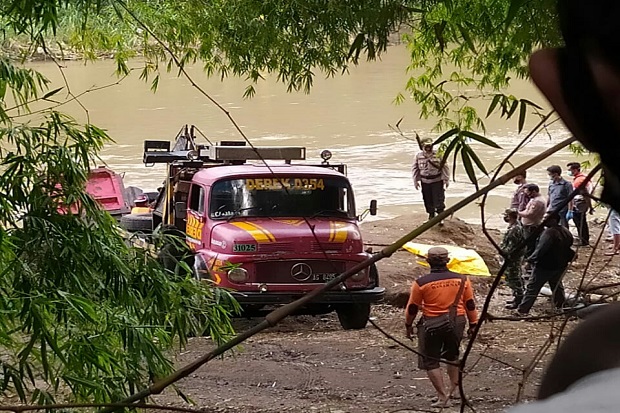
[156,225,190,273]
[120,213,153,232]
[336,303,371,330]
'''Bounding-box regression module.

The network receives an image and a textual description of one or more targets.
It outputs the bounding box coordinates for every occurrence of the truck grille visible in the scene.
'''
[310,242,344,252]
[255,260,346,284]
[258,242,294,253]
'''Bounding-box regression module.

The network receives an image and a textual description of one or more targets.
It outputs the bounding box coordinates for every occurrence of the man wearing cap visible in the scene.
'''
[405,247,478,408]
[500,209,526,309]
[518,184,547,275]
[412,139,450,222]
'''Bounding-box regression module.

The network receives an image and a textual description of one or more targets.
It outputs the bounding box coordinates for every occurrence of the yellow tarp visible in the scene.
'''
[402,242,492,277]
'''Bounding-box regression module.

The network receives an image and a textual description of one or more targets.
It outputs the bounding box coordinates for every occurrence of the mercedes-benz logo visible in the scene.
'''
[290,263,312,281]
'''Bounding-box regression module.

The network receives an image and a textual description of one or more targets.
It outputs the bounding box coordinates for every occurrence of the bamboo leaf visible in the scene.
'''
[461,145,477,184]
[42,87,63,100]
[451,141,461,181]
[433,21,448,52]
[243,85,256,99]
[518,100,527,133]
[11,371,26,401]
[506,99,519,118]
[347,33,365,62]
[486,94,502,118]
[18,330,40,366]
[460,130,502,149]
[520,98,544,110]
[440,134,462,169]
[175,387,195,404]
[62,374,105,391]
[457,24,476,53]
[463,144,489,175]
[433,127,459,146]
[58,291,99,323]
[150,75,160,92]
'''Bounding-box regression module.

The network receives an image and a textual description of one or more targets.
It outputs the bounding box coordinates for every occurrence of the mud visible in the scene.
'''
[155,213,619,413]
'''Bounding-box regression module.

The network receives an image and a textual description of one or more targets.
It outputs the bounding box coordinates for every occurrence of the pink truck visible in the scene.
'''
[121,125,384,329]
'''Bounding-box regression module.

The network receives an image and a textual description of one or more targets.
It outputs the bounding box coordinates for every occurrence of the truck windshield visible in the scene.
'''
[210,176,355,220]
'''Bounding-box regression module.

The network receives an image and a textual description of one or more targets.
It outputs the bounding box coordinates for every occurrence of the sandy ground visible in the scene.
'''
[153,212,618,413]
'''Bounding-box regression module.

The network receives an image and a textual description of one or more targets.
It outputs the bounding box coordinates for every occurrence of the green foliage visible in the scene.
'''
[0,58,239,404]
[399,0,561,179]
[432,127,502,183]
[0,0,413,92]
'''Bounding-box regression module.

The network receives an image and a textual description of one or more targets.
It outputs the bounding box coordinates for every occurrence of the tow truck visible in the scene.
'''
[122,125,385,329]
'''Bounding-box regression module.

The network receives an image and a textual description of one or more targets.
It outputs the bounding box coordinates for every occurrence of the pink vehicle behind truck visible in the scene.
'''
[122,125,384,329]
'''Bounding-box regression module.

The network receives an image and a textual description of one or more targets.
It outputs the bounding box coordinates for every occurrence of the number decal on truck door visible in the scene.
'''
[186,213,203,244]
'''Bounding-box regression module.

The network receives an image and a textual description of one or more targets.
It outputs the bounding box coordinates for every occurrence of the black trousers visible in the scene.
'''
[573,210,590,245]
[522,224,540,259]
[517,266,566,314]
[421,181,445,216]
[558,208,569,229]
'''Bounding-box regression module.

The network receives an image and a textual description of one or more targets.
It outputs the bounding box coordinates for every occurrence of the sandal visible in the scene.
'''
[431,399,452,408]
[431,395,460,402]
[604,251,619,256]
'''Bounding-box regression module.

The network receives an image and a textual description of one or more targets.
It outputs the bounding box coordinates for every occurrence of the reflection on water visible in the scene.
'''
[26,45,595,229]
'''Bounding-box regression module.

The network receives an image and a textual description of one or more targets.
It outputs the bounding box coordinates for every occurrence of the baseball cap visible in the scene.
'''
[427,246,449,258]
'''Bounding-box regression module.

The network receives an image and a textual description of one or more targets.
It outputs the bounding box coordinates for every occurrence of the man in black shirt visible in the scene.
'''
[515,214,575,315]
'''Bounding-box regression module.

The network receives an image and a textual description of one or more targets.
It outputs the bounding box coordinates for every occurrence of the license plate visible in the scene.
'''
[311,273,337,282]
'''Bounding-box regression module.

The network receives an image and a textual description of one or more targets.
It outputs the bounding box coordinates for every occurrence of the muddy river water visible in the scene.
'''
[27,45,588,229]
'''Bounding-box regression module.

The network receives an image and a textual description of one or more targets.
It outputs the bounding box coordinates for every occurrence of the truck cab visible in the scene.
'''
[134,125,384,329]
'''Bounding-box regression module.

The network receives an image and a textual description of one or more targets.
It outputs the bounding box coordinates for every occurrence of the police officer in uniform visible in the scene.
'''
[412,139,450,222]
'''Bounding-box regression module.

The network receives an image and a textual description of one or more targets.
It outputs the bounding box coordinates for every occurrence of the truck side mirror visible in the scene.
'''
[369,199,377,216]
[358,200,378,221]
[175,202,187,219]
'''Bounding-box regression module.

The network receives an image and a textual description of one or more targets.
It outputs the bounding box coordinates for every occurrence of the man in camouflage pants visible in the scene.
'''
[500,209,526,310]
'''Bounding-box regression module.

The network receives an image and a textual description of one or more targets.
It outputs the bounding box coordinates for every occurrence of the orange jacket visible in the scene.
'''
[405,269,478,326]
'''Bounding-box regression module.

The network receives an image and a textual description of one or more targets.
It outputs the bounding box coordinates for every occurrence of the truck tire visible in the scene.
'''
[336,303,371,330]
[156,225,190,272]
[144,191,160,203]
[120,213,153,232]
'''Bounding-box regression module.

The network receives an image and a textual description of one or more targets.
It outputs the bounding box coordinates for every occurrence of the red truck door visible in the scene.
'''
[186,184,207,249]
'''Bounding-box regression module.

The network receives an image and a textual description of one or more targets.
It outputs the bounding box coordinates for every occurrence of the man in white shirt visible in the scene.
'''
[518,184,546,259]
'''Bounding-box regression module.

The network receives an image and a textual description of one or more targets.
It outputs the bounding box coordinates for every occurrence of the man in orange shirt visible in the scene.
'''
[405,247,479,408]
[566,162,593,246]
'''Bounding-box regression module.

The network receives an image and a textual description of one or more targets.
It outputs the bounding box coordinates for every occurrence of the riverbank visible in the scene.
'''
[151,213,620,413]
[361,211,616,307]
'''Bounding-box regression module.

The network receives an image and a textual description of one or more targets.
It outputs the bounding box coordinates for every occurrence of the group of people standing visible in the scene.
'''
[403,159,594,408]
[501,163,593,315]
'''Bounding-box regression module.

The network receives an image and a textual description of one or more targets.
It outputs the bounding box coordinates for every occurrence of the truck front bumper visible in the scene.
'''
[232,286,385,305]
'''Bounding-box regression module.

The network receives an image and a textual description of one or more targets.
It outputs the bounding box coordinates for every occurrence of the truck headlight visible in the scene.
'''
[350,269,366,282]
[228,267,248,283]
